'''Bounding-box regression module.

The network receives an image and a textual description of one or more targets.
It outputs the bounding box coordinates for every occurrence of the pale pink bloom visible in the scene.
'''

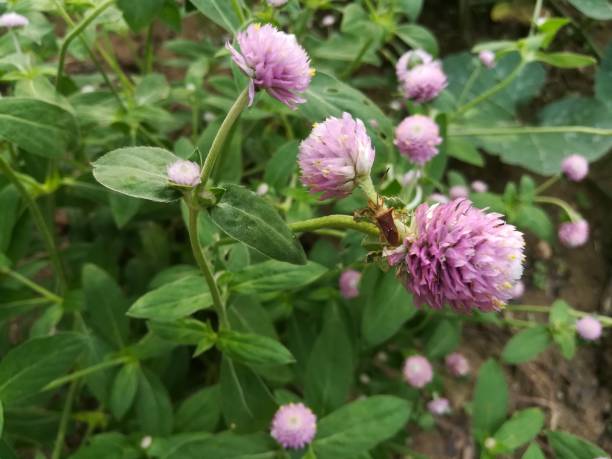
[427,398,450,415]
[561,154,588,182]
[576,316,602,341]
[167,160,201,187]
[403,355,433,388]
[449,185,469,199]
[339,269,361,299]
[394,115,442,165]
[478,50,495,68]
[445,352,470,376]
[0,12,28,28]
[558,220,589,248]
[271,403,317,449]
[471,180,488,193]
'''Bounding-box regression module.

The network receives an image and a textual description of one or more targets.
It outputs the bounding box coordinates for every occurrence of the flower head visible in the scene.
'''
[449,185,469,199]
[427,398,450,415]
[386,199,525,312]
[403,355,433,388]
[256,183,269,196]
[575,316,602,341]
[471,180,488,193]
[0,12,29,28]
[339,269,361,299]
[167,160,201,187]
[321,14,336,27]
[298,112,375,199]
[396,50,447,103]
[478,50,496,68]
[445,352,470,376]
[558,220,589,248]
[226,24,312,108]
[271,403,317,450]
[561,154,589,182]
[394,115,442,165]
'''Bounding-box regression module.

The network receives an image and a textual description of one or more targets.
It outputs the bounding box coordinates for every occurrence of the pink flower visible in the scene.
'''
[471,180,488,193]
[167,160,201,187]
[226,24,313,108]
[298,112,375,199]
[561,154,589,182]
[558,220,589,248]
[0,12,28,28]
[445,352,470,376]
[575,316,602,341]
[271,403,317,449]
[427,398,450,415]
[394,115,442,165]
[321,15,336,27]
[449,185,469,199]
[256,183,269,196]
[396,50,447,103]
[339,269,361,299]
[386,199,525,312]
[403,355,433,388]
[478,50,496,68]
[510,280,525,299]
[429,193,449,204]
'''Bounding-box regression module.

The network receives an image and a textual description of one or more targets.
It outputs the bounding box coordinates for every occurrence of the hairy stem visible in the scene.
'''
[289,215,380,237]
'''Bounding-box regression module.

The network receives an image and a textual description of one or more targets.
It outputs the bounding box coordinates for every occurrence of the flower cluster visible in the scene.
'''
[396,50,447,103]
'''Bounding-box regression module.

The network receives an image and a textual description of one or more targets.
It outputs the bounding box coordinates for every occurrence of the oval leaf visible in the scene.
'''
[217,330,295,367]
[229,260,326,295]
[502,326,552,364]
[472,359,508,440]
[493,408,545,453]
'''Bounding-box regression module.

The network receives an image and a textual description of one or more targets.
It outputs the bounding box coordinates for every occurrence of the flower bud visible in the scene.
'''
[167,160,201,187]
[403,355,433,388]
[561,154,588,182]
[576,316,602,341]
[339,269,361,299]
[558,220,589,248]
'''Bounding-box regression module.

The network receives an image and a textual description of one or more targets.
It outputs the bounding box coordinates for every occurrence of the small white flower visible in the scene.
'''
[0,12,29,28]
[140,436,153,449]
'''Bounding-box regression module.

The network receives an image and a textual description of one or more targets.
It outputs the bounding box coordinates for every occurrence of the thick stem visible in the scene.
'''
[289,215,380,237]
[357,175,379,203]
[56,0,115,89]
[1,269,63,304]
[200,88,249,187]
[187,204,228,327]
[448,125,612,137]
[533,196,581,221]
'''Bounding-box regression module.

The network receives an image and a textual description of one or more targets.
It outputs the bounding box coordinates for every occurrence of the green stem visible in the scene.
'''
[511,304,612,326]
[341,37,373,79]
[457,65,481,106]
[289,215,379,237]
[43,356,130,391]
[533,196,580,221]
[200,88,249,186]
[51,380,79,459]
[448,125,612,137]
[187,204,228,327]
[358,175,379,203]
[0,156,67,292]
[56,0,115,89]
[143,24,154,74]
[535,175,559,195]
[231,0,246,24]
[529,0,544,36]
[454,61,526,117]
[1,269,63,304]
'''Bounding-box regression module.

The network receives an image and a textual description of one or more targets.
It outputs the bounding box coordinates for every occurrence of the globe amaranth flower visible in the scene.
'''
[427,398,450,415]
[386,199,525,312]
[561,154,589,182]
[271,403,317,450]
[449,185,469,199]
[478,50,496,68]
[298,112,375,199]
[403,355,433,388]
[471,180,488,193]
[339,269,361,299]
[394,115,442,165]
[558,220,589,248]
[167,160,201,187]
[396,50,447,103]
[226,23,313,108]
[445,352,470,376]
[575,316,602,341]
[0,12,29,28]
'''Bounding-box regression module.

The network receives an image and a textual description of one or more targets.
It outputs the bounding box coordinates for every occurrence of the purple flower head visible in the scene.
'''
[387,199,525,312]
[510,280,525,299]
[449,185,469,199]
[267,0,288,6]
[167,160,201,187]
[561,154,589,182]
[396,50,447,103]
[396,50,433,82]
[298,112,375,199]
[394,115,442,165]
[427,398,450,415]
[478,50,496,68]
[471,180,488,193]
[403,355,433,388]
[0,12,29,28]
[445,352,470,376]
[339,269,361,299]
[271,403,317,450]
[226,24,313,108]
[576,316,602,341]
[558,220,589,248]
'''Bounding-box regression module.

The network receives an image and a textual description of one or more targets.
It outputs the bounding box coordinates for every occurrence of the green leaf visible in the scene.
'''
[117,0,165,31]
[229,260,326,295]
[522,443,545,459]
[82,264,129,349]
[68,433,140,459]
[92,147,182,202]
[210,184,306,265]
[164,432,275,459]
[0,333,85,405]
[128,275,212,321]
[109,363,139,420]
[493,408,545,453]
[135,73,170,106]
[424,320,461,358]
[514,205,553,240]
[0,400,4,438]
[472,359,508,441]
[314,33,381,66]
[502,326,552,364]
[217,330,295,367]
[595,42,612,109]
[547,430,608,458]
[446,138,485,166]
[264,140,299,190]
[190,0,241,34]
[566,0,612,20]
[549,300,577,359]
[362,270,417,347]
[398,0,424,21]
[175,385,221,433]
[149,318,216,347]
[136,368,173,436]
[0,98,78,157]
[535,52,597,68]
[313,396,411,459]
[395,24,439,56]
[108,194,141,228]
